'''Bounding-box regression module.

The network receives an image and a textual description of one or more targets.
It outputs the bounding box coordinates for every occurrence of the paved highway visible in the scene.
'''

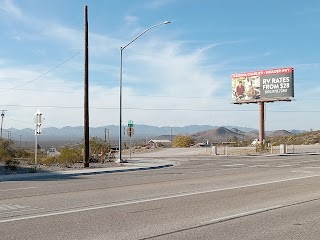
[1,153,320,239]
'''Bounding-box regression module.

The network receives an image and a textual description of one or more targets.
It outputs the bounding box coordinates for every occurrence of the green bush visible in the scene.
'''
[172,135,194,148]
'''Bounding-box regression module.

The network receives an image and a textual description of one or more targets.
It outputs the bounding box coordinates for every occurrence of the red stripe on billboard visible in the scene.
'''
[232,67,293,78]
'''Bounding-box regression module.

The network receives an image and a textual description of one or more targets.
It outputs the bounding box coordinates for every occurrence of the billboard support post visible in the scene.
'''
[259,102,265,144]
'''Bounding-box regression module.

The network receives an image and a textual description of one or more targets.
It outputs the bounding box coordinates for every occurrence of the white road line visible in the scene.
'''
[277,165,292,168]
[1,174,320,223]
[249,165,268,168]
[222,164,246,167]
[201,205,283,225]
[291,170,314,174]
[0,187,36,192]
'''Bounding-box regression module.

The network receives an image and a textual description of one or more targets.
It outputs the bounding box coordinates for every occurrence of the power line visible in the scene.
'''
[0,49,83,93]
[6,117,33,125]
[1,88,84,94]
[2,88,319,102]
[1,104,320,113]
[1,88,320,101]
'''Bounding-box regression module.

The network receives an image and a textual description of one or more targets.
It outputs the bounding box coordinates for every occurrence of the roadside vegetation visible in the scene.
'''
[0,139,31,170]
[172,135,194,148]
[268,130,320,146]
[0,137,113,171]
[42,137,111,166]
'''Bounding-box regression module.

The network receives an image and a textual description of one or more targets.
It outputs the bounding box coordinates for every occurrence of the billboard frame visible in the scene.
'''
[231,67,294,146]
[232,67,294,104]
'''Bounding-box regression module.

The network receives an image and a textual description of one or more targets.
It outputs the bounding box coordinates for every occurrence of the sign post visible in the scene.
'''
[127,120,134,159]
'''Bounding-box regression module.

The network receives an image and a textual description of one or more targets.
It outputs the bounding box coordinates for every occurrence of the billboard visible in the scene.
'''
[232,67,294,103]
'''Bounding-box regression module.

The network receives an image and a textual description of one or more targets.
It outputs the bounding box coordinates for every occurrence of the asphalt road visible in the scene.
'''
[1,152,320,239]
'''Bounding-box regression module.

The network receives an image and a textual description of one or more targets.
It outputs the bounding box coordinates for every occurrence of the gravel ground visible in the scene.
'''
[0,160,121,175]
[1,144,319,175]
[0,147,158,176]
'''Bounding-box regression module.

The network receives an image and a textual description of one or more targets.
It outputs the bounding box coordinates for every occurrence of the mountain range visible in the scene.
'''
[4,125,304,144]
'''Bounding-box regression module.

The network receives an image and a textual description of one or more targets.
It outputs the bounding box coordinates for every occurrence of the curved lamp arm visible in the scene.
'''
[121,21,171,50]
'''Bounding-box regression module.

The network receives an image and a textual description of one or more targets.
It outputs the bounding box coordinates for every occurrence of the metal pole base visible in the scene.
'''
[116,159,128,163]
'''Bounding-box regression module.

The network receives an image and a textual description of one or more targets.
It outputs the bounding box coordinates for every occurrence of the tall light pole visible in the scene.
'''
[119,21,171,163]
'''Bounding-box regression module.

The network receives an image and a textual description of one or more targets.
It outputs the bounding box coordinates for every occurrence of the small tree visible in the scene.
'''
[172,135,194,148]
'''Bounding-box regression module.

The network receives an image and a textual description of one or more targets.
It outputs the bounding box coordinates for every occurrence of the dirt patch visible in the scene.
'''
[0,160,121,175]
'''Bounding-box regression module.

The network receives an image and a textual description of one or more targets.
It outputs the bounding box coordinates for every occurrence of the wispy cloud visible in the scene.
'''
[124,15,139,25]
[0,0,23,19]
[296,7,320,15]
[0,2,235,128]
[145,0,175,9]
[3,1,316,130]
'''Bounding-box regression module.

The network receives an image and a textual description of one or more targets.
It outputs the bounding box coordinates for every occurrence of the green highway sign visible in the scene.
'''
[128,120,134,127]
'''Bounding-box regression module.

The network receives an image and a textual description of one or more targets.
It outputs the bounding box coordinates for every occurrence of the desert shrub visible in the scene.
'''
[57,147,82,165]
[255,143,271,153]
[0,139,16,162]
[4,159,20,170]
[89,137,110,154]
[40,147,82,166]
[15,149,31,158]
[172,135,194,148]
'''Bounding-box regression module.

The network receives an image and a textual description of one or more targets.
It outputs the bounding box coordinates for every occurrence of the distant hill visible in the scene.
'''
[267,130,293,137]
[192,127,245,143]
[230,128,245,135]
[191,127,301,144]
[290,129,307,134]
[244,130,259,139]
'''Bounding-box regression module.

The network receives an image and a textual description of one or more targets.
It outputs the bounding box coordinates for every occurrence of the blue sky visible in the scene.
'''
[0,0,319,131]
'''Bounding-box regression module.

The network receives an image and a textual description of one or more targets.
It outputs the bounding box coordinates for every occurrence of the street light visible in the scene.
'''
[119,21,171,163]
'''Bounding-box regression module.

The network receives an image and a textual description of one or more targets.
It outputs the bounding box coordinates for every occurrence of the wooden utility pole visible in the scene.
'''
[104,128,107,142]
[84,5,89,168]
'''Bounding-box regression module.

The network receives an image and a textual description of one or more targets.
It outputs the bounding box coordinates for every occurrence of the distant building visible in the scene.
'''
[47,147,61,157]
[148,140,171,148]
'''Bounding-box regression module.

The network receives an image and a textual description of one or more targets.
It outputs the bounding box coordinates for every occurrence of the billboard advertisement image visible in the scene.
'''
[232,67,294,103]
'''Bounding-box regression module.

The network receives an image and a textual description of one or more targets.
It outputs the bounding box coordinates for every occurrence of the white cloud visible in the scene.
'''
[2,1,319,131]
[0,0,23,19]
[145,0,174,9]
[124,15,139,25]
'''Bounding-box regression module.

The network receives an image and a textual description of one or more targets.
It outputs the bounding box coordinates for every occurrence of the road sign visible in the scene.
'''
[128,120,134,128]
[127,127,134,137]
